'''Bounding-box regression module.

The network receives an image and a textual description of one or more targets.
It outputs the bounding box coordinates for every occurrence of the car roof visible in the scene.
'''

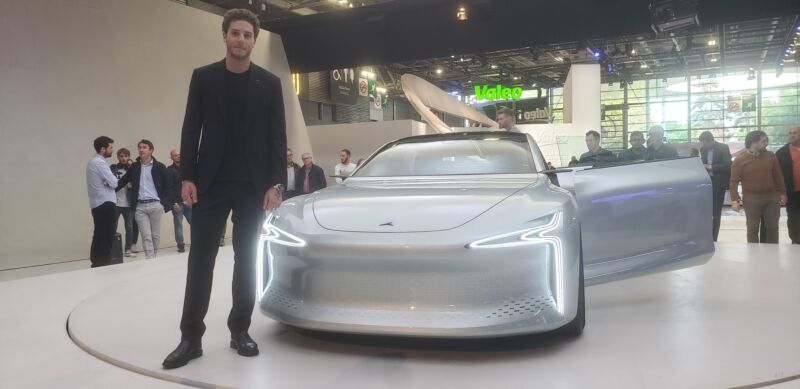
[392,131,529,145]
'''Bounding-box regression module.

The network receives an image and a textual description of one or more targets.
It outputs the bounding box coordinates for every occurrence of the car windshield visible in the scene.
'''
[354,137,536,177]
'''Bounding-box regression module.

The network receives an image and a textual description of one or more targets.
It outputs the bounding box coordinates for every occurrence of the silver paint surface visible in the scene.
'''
[259,133,713,337]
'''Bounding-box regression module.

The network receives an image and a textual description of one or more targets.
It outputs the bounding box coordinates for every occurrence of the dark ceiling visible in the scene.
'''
[197,0,799,95]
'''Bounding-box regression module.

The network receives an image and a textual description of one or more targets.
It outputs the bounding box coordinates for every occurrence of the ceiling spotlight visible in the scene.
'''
[531,83,537,87]
[513,76,520,80]
[640,63,648,69]
[631,48,636,55]
[436,68,443,74]
[348,3,354,8]
[708,40,716,46]
[338,0,347,3]
[456,5,468,21]
[490,64,498,69]
[554,56,564,62]
[710,57,718,63]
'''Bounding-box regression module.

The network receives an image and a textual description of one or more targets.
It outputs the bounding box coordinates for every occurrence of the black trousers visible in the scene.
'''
[788,191,800,244]
[90,201,117,268]
[179,181,264,343]
[711,177,726,242]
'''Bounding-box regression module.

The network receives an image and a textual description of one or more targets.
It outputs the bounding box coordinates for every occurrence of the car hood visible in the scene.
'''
[312,175,537,233]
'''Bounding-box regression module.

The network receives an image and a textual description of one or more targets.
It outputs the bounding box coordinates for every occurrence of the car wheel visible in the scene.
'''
[557,246,585,337]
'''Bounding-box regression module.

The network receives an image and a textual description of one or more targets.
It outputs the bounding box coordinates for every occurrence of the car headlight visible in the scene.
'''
[261,213,306,248]
[467,212,562,249]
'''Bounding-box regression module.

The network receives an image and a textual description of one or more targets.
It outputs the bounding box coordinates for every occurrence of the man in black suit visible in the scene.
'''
[163,9,287,369]
[296,152,327,195]
[699,131,732,242]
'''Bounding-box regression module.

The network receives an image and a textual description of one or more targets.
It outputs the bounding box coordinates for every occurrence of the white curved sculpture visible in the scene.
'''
[401,74,498,133]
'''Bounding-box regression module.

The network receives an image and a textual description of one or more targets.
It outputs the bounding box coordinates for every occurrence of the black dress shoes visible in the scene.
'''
[230,331,259,357]
[162,341,203,369]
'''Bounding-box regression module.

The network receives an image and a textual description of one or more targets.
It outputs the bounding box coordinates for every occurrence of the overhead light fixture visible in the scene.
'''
[338,0,347,3]
[513,76,520,80]
[349,3,353,8]
[649,0,700,34]
[710,57,718,63]
[554,56,564,62]
[531,83,537,87]
[436,68,443,74]
[456,5,468,21]
[490,64,498,69]
[707,40,716,46]
[640,63,648,69]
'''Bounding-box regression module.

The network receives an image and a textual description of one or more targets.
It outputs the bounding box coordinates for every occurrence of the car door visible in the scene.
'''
[566,158,714,285]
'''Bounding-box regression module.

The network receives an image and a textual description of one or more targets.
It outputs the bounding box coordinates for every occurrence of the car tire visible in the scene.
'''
[557,246,585,337]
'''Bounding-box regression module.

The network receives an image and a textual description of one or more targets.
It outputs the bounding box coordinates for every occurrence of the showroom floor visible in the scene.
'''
[1,214,799,388]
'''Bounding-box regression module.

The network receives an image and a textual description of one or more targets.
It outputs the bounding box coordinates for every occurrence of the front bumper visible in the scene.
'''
[258,227,581,338]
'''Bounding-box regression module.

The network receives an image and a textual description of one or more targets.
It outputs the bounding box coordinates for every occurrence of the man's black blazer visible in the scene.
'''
[776,144,796,193]
[295,164,327,195]
[180,60,287,197]
[116,157,173,212]
[700,141,732,189]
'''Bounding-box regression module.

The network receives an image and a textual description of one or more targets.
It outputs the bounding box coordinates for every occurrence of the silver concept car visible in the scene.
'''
[258,132,714,338]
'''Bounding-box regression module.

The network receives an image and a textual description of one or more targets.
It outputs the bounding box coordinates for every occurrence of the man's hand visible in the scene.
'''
[704,164,712,171]
[779,194,788,206]
[732,201,741,212]
[263,186,282,211]
[182,181,198,204]
[172,203,181,213]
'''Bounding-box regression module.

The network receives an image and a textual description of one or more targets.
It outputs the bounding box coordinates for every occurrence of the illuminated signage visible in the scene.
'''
[474,84,524,101]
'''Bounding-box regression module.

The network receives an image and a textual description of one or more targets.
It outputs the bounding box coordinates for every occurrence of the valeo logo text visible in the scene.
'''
[474,84,524,101]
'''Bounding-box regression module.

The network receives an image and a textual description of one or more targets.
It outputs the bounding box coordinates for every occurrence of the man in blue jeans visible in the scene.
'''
[168,149,191,252]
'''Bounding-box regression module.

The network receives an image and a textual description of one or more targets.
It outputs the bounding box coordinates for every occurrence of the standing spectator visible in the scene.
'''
[334,149,357,183]
[168,149,191,253]
[163,9,287,369]
[617,131,647,162]
[117,140,173,259]
[775,125,800,244]
[86,136,118,268]
[285,148,300,199]
[699,131,732,242]
[495,106,521,133]
[729,130,787,243]
[296,153,327,195]
[646,125,679,160]
[579,130,616,164]
[111,148,136,257]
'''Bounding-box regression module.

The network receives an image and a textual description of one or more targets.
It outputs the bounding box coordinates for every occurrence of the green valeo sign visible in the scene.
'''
[474,84,524,101]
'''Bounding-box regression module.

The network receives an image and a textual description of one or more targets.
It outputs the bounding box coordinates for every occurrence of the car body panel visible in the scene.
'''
[564,158,714,285]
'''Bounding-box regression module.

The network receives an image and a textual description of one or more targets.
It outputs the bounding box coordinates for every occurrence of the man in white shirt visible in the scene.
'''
[86,136,118,268]
[495,106,522,133]
[333,149,357,183]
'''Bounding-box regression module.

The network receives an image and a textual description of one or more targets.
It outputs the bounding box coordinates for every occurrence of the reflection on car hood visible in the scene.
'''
[312,175,538,233]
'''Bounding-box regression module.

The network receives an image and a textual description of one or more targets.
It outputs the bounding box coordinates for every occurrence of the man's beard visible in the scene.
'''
[228,46,251,60]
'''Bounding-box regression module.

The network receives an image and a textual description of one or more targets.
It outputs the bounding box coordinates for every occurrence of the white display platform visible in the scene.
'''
[3,243,800,388]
